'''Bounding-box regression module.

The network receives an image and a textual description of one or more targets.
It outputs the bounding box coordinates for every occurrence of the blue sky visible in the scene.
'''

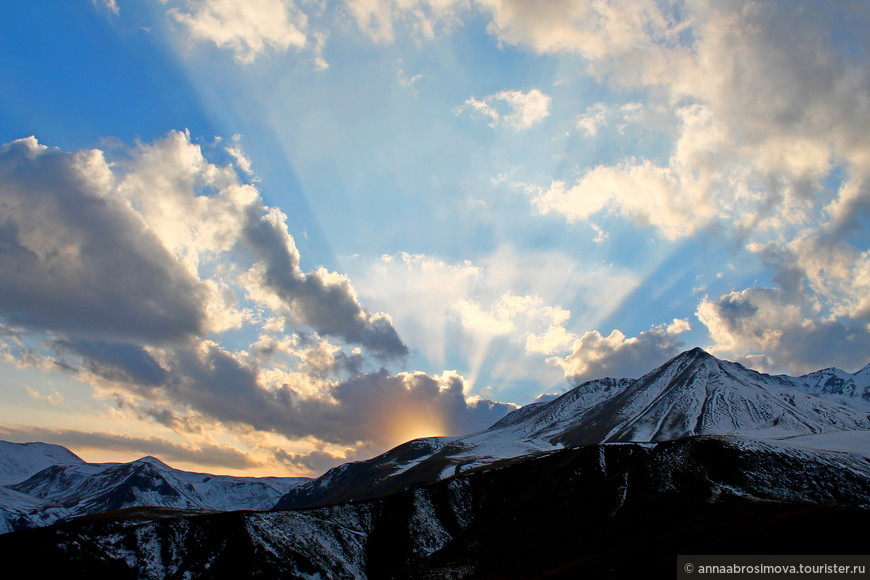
[1,0,868,476]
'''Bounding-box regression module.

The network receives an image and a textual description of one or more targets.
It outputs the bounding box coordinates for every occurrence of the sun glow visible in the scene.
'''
[379,405,448,446]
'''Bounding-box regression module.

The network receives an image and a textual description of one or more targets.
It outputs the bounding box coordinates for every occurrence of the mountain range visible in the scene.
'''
[276,347,870,509]
[0,442,307,534]
[1,348,868,578]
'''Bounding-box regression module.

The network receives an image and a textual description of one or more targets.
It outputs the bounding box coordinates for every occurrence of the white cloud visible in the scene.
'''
[0,136,209,343]
[549,319,691,384]
[458,88,551,130]
[575,101,643,137]
[342,0,469,44]
[529,157,716,241]
[92,0,119,15]
[225,144,254,175]
[476,0,692,86]
[0,132,520,472]
[167,0,309,63]
[697,230,870,375]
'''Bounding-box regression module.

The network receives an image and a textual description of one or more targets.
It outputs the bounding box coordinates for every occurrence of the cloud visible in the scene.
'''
[476,0,691,86]
[697,287,870,376]
[53,340,168,388]
[508,1,870,250]
[349,249,640,390]
[529,159,715,241]
[0,132,404,359]
[92,0,119,15]
[549,319,691,384]
[575,102,643,137]
[697,231,870,375]
[458,88,551,130]
[242,206,409,361]
[225,144,254,175]
[0,137,208,343]
[343,0,469,44]
[62,338,513,449]
[167,0,309,63]
[0,132,430,467]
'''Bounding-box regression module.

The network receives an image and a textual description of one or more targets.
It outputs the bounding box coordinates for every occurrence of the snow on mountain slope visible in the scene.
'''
[793,364,870,402]
[5,435,870,579]
[554,348,869,446]
[277,348,870,510]
[0,485,71,534]
[1,451,308,533]
[0,441,84,486]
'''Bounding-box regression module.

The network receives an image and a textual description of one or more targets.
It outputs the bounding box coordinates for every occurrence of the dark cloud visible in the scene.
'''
[0,425,259,470]
[54,339,168,386]
[76,341,513,448]
[243,205,409,360]
[698,287,870,375]
[0,138,208,343]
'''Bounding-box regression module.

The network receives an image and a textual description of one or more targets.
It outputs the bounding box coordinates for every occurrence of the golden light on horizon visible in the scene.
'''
[377,403,449,447]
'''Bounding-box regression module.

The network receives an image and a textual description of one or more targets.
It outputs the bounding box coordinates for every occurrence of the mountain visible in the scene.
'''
[0,440,84,486]
[1,348,868,578]
[277,348,870,509]
[2,435,869,579]
[794,363,870,401]
[0,450,308,533]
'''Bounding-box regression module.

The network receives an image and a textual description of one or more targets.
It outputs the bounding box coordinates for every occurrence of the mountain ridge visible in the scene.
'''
[0,446,308,533]
[276,348,870,509]
[2,434,869,579]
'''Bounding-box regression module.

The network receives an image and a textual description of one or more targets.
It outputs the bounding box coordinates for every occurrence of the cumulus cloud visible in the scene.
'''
[53,340,169,388]
[697,287,870,376]
[242,207,408,361]
[549,319,691,384]
[511,2,870,249]
[529,158,716,240]
[458,88,551,130]
[0,132,405,359]
[697,231,870,375]
[477,0,691,86]
[0,132,434,468]
[167,0,309,63]
[0,137,208,343]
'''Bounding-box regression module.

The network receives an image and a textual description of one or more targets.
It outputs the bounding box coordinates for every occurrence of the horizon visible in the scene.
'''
[1,1,869,477]
[2,346,867,478]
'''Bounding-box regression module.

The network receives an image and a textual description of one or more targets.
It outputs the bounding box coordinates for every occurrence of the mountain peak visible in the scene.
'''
[678,346,714,361]
[134,456,171,469]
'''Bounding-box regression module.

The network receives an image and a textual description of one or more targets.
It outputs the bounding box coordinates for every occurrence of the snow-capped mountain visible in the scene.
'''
[0,440,84,486]
[277,348,870,509]
[1,348,868,578]
[0,448,308,533]
[3,435,869,579]
[794,363,870,401]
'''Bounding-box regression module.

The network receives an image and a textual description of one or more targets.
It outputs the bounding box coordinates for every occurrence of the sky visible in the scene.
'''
[0,0,868,477]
